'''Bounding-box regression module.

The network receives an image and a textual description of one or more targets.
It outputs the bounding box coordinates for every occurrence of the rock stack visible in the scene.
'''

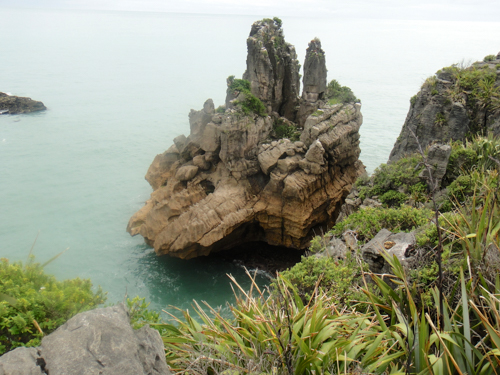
[127,19,364,259]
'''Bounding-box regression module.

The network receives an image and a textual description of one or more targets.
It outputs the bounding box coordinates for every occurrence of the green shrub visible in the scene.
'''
[484,54,496,62]
[227,76,267,117]
[274,255,368,307]
[272,118,300,140]
[326,79,358,104]
[410,95,417,106]
[379,190,407,207]
[331,205,432,242]
[215,105,225,114]
[434,112,446,125]
[367,154,424,198]
[0,257,106,354]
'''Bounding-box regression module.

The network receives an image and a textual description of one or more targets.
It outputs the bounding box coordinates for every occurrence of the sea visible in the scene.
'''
[1,7,499,314]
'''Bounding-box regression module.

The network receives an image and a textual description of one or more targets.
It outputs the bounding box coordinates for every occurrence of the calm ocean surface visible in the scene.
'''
[1,7,499,313]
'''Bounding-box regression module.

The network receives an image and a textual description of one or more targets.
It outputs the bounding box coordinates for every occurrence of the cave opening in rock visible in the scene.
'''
[209,241,305,275]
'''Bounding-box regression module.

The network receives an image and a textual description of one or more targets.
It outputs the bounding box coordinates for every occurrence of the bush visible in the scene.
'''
[331,205,432,242]
[484,54,496,62]
[326,79,358,104]
[227,76,267,117]
[0,257,106,354]
[272,118,299,140]
[357,154,424,202]
[274,255,368,308]
[379,190,407,206]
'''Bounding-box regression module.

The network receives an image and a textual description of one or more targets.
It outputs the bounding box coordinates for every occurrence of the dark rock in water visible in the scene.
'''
[0,304,171,375]
[389,52,500,162]
[242,18,301,122]
[0,92,46,114]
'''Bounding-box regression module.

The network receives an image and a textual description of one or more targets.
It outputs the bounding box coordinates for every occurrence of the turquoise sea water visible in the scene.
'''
[1,7,500,313]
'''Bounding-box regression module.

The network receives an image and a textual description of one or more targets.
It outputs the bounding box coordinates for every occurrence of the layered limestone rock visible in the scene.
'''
[127,19,364,260]
[389,53,500,162]
[0,92,46,114]
[242,18,301,121]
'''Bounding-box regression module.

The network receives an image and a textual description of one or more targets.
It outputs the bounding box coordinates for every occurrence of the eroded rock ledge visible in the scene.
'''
[127,19,364,259]
[0,92,46,114]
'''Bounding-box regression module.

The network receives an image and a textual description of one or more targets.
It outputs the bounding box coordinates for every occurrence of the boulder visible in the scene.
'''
[0,305,170,375]
[0,92,46,114]
[418,143,452,190]
[361,229,416,275]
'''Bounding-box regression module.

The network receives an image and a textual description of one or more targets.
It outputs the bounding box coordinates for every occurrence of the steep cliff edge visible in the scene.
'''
[389,51,500,161]
[127,19,364,259]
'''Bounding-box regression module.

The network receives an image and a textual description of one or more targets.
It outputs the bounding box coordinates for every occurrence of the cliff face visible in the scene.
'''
[389,52,500,161]
[127,19,364,259]
[0,92,46,114]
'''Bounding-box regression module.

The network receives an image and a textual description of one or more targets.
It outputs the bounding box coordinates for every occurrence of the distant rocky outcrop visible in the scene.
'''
[0,304,170,375]
[389,52,500,161]
[0,92,46,114]
[127,19,364,260]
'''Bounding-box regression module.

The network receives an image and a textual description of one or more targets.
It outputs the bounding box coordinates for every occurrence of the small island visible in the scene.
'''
[0,92,46,114]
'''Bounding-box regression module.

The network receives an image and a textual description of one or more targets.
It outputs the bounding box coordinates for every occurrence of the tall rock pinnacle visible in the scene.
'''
[302,38,327,102]
[242,18,301,121]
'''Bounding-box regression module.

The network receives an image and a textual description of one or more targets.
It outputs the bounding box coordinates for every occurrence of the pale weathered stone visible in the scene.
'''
[175,165,199,181]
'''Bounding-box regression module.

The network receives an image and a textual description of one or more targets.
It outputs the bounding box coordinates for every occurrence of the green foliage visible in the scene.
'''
[126,296,162,330]
[484,54,496,62]
[379,190,407,206]
[215,105,225,114]
[496,63,500,70]
[325,79,358,104]
[311,109,323,117]
[273,122,299,141]
[0,257,106,354]
[272,16,282,28]
[227,76,267,117]
[331,205,433,242]
[161,272,403,374]
[434,112,446,125]
[410,94,417,106]
[273,255,368,308]
[357,154,424,202]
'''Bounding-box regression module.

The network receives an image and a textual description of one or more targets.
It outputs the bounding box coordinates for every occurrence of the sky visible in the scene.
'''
[0,0,498,21]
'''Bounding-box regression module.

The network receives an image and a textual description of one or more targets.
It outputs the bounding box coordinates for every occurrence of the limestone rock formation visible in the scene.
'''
[0,304,171,375]
[242,18,300,121]
[389,53,500,161]
[0,92,46,114]
[127,19,364,260]
[296,39,330,127]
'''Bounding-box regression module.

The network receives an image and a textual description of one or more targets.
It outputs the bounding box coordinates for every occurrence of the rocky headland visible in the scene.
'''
[389,51,500,161]
[0,92,46,114]
[127,18,364,259]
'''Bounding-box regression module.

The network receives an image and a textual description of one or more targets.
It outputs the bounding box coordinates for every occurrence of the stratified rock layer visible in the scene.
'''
[128,102,363,259]
[389,53,500,161]
[0,92,46,114]
[127,19,364,260]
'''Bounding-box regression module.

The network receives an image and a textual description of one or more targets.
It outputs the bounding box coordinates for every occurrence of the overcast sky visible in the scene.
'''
[0,0,498,21]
